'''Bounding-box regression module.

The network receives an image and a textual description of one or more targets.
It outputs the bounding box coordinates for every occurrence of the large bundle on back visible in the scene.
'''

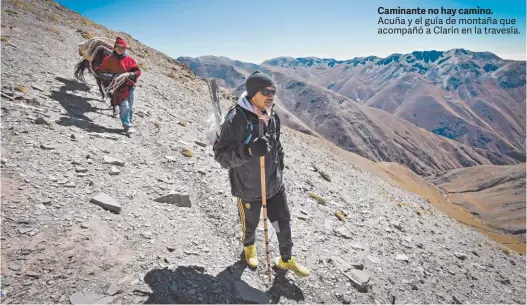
[75,37,113,82]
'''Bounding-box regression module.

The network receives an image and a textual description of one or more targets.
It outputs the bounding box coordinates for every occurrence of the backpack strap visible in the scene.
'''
[237,106,254,144]
[219,104,255,145]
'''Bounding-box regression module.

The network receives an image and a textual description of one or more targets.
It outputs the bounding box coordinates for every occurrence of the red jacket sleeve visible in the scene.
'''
[126,57,141,77]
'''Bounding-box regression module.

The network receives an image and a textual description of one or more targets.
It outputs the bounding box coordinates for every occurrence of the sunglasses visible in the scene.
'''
[261,88,276,97]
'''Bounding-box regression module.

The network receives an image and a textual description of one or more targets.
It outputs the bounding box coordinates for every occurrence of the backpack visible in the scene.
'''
[207,104,255,149]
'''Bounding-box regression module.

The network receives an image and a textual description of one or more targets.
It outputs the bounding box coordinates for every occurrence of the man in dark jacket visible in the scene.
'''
[213,71,309,277]
[96,37,141,134]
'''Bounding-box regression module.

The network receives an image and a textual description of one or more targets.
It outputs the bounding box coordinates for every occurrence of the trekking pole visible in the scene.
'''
[259,118,272,283]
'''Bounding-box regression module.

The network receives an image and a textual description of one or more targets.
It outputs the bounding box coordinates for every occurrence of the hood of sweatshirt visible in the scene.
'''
[237,91,271,126]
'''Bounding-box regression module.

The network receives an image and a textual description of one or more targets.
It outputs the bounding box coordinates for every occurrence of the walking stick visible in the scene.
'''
[259,118,273,283]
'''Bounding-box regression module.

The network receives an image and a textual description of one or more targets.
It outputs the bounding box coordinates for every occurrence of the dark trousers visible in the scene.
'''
[236,186,293,261]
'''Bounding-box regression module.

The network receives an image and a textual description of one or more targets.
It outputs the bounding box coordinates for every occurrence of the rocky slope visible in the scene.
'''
[262,51,526,162]
[1,0,526,304]
[426,164,526,241]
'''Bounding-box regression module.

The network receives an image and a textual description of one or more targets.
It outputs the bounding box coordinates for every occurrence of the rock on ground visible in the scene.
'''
[90,193,122,213]
[154,193,192,207]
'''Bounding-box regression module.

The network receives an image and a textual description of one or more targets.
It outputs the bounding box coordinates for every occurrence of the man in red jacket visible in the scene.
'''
[97,37,141,134]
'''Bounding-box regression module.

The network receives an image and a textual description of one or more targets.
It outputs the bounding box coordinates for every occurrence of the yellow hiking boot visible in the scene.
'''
[275,256,310,277]
[244,244,258,268]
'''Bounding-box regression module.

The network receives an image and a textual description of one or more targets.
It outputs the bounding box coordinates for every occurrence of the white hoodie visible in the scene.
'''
[236,91,271,125]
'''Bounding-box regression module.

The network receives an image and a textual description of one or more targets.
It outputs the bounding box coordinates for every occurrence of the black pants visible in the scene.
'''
[236,186,293,261]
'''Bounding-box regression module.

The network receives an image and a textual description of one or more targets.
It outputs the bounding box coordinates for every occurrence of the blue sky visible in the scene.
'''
[57,0,526,63]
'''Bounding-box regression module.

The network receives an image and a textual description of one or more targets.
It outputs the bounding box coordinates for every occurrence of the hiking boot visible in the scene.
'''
[244,244,258,268]
[274,256,310,277]
[112,107,118,118]
[126,127,135,134]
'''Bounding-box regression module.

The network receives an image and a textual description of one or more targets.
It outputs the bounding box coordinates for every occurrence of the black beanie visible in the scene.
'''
[245,70,275,98]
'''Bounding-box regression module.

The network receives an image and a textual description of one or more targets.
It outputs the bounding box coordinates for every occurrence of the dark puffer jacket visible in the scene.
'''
[213,100,284,201]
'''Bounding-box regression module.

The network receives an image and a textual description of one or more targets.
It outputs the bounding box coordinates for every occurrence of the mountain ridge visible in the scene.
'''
[260,48,511,67]
[177,54,522,174]
[271,71,517,173]
[179,50,526,166]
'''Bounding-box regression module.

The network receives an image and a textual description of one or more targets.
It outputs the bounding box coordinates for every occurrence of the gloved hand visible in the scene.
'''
[249,135,270,157]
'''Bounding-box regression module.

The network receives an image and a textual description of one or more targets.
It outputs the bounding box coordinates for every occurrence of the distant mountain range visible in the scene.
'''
[177,49,526,175]
[177,56,272,90]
